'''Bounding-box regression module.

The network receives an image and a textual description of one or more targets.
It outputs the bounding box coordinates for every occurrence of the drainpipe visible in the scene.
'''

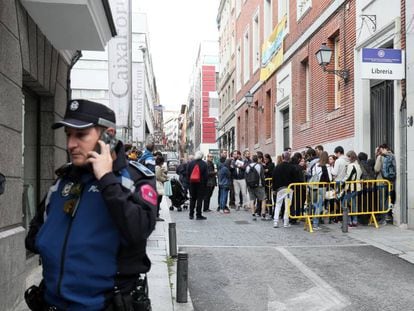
[66,50,82,101]
[400,94,407,223]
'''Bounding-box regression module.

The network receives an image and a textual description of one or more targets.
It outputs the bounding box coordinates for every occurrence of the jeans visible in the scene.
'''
[311,188,325,227]
[342,191,358,225]
[219,186,229,210]
[274,188,292,226]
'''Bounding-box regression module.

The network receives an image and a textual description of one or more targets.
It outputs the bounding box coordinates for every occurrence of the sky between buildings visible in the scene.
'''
[133,0,220,111]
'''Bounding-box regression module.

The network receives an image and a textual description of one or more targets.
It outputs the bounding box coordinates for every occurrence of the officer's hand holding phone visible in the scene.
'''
[87,132,117,180]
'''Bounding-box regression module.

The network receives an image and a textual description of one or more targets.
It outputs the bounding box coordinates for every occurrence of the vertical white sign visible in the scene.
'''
[132,62,145,144]
[108,0,131,128]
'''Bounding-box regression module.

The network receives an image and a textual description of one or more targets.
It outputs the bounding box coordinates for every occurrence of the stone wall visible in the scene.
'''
[0,1,70,309]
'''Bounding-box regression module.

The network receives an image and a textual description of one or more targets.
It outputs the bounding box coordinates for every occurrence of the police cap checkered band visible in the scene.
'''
[52,99,116,129]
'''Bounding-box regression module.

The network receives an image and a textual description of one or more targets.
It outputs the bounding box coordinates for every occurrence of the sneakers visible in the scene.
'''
[283,224,291,228]
[252,214,257,221]
[196,215,207,220]
[261,214,267,221]
[223,208,230,214]
[189,215,194,220]
[312,226,321,231]
[273,222,279,228]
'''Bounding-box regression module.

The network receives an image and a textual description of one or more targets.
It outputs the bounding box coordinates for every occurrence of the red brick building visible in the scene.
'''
[232,0,356,155]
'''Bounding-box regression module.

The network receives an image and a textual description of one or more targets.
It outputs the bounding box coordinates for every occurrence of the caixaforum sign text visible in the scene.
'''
[108,0,131,128]
[361,48,405,80]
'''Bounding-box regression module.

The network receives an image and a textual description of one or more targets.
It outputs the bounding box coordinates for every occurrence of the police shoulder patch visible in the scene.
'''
[129,161,155,177]
[140,184,158,207]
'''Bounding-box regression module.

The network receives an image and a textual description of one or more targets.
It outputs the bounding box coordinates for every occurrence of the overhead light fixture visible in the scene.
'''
[315,43,349,82]
[245,91,264,112]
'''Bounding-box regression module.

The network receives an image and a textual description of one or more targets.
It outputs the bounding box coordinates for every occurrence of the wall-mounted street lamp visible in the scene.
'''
[315,43,349,82]
[245,91,264,112]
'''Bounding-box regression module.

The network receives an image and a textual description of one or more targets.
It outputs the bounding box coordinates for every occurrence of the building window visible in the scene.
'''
[254,101,259,144]
[263,0,272,39]
[278,0,289,33]
[236,0,241,17]
[305,60,310,121]
[245,109,249,147]
[243,29,250,84]
[265,90,272,139]
[237,116,241,147]
[297,0,311,21]
[236,42,241,91]
[334,36,341,108]
[252,11,260,71]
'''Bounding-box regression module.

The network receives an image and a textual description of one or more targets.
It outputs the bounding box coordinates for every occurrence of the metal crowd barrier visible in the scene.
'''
[286,179,392,232]
[265,178,273,210]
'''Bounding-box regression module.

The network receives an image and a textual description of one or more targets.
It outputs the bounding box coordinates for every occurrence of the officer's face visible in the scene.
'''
[65,127,100,166]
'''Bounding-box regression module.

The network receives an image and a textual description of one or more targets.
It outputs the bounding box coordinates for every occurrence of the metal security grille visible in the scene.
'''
[370,80,394,158]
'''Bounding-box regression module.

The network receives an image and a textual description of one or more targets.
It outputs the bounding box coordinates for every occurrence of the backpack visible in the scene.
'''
[308,165,328,189]
[382,154,396,180]
[360,161,376,180]
[190,163,201,183]
[245,163,260,188]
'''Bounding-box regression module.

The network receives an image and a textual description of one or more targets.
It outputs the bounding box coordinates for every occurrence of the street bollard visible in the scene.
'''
[169,223,177,258]
[176,252,188,303]
[342,206,348,233]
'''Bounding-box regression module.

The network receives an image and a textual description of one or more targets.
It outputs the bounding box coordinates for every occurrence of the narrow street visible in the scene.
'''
[170,188,414,311]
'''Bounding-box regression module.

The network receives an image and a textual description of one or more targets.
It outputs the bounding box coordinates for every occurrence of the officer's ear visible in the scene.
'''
[105,127,116,137]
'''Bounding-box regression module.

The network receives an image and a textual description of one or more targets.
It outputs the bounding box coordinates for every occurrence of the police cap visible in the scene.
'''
[52,99,116,129]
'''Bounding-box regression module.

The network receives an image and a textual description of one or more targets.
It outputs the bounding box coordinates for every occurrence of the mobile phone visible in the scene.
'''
[95,132,118,154]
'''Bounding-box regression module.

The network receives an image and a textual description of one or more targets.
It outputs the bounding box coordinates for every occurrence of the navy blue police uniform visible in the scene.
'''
[25,100,157,310]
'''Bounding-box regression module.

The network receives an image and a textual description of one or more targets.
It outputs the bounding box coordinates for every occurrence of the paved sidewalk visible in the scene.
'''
[147,196,194,311]
[348,223,414,264]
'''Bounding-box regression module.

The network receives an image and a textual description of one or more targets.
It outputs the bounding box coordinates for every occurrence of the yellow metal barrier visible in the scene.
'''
[285,179,392,233]
[265,178,273,210]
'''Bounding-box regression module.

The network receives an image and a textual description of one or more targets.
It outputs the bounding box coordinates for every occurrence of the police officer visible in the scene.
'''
[25,99,157,310]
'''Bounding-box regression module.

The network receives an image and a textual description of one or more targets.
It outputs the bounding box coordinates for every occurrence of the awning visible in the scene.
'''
[21,0,117,51]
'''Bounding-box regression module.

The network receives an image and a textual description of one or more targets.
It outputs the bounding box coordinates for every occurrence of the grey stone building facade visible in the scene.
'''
[0,1,115,309]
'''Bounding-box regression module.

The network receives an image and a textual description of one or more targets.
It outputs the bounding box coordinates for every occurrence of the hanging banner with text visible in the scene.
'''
[260,15,287,82]
[108,0,131,128]
[132,62,145,145]
[361,48,405,80]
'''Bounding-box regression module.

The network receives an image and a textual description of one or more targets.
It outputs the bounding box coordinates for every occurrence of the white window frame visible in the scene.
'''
[305,61,310,121]
[334,36,341,108]
[236,41,242,91]
[252,9,260,71]
[243,28,250,84]
[297,0,312,21]
[278,0,289,34]
[263,0,272,40]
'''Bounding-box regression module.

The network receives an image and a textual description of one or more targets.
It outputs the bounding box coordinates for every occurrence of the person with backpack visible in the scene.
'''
[374,144,396,224]
[186,151,208,220]
[137,137,156,173]
[245,154,266,220]
[271,152,300,228]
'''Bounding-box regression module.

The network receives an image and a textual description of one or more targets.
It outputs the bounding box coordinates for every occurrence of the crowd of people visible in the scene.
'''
[161,144,396,230]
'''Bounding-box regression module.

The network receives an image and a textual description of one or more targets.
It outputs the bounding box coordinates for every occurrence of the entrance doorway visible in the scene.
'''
[370,80,394,158]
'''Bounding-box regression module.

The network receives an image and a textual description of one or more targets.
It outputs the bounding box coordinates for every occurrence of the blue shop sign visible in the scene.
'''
[362,48,402,64]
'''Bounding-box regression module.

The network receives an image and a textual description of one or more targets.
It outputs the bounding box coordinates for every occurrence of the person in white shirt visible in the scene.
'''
[332,146,349,181]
